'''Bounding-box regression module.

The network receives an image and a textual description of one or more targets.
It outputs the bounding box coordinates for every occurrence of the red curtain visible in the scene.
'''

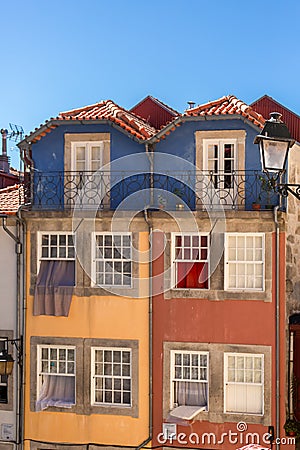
[176,262,208,289]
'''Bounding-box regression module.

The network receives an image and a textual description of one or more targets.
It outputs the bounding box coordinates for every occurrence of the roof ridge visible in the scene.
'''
[187,95,231,113]
[58,100,108,117]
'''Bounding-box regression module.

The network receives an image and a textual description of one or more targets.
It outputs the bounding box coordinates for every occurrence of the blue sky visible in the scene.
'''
[1,0,300,168]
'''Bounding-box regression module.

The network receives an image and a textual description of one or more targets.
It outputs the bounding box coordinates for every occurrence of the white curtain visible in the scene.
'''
[175,381,207,407]
[36,375,75,411]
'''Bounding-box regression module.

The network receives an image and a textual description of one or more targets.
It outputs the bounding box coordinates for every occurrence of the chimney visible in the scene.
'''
[0,129,10,173]
[187,101,196,109]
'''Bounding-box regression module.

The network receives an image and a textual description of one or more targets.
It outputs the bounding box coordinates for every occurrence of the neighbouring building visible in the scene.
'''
[17,94,299,450]
[18,100,156,450]
[0,183,24,450]
[0,130,20,189]
[252,94,300,426]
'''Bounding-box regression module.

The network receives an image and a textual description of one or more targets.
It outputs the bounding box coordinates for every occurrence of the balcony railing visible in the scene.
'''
[26,170,280,211]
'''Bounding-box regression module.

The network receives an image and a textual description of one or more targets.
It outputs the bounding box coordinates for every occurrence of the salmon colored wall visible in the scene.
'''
[24,232,150,447]
[151,232,289,450]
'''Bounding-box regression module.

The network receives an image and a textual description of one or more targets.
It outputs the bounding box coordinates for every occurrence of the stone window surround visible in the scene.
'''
[30,226,139,298]
[64,133,111,209]
[164,228,272,302]
[195,129,246,172]
[195,130,246,209]
[30,336,138,417]
[64,133,110,173]
[0,329,14,411]
[163,342,271,426]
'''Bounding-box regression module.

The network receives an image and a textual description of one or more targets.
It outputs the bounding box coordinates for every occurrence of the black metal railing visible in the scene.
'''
[26,170,280,211]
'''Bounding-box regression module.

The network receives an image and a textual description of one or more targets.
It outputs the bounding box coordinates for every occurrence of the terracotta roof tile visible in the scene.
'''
[57,100,157,140]
[0,184,24,214]
[185,95,265,127]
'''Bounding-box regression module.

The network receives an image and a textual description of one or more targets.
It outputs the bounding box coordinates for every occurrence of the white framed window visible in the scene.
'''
[224,353,264,415]
[224,233,264,291]
[204,139,237,174]
[71,141,109,173]
[172,233,209,289]
[37,232,75,286]
[35,233,76,316]
[203,138,237,208]
[36,345,76,411]
[92,233,132,287]
[0,339,8,404]
[91,347,132,406]
[39,232,75,262]
[170,351,209,411]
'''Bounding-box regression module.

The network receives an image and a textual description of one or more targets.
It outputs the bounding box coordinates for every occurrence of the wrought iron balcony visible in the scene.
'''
[26,170,280,211]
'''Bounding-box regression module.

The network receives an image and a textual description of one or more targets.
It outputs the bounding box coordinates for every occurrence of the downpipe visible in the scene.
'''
[135,209,153,450]
[16,206,27,450]
[274,205,280,450]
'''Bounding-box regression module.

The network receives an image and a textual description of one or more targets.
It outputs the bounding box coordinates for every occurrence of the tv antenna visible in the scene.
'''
[7,123,24,142]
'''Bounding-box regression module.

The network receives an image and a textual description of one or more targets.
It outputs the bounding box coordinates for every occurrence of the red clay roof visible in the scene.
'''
[185,95,265,127]
[21,95,267,146]
[251,95,300,142]
[24,100,158,144]
[57,100,158,140]
[0,184,24,215]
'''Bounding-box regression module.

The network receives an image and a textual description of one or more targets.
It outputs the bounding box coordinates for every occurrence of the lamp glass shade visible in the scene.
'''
[0,353,14,375]
[260,138,290,172]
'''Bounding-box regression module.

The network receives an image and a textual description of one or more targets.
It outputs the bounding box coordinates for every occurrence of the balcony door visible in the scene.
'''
[70,141,107,208]
[72,142,104,173]
[203,139,237,208]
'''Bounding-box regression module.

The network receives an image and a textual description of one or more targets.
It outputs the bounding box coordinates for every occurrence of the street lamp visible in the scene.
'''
[0,339,22,376]
[0,351,14,375]
[254,112,300,199]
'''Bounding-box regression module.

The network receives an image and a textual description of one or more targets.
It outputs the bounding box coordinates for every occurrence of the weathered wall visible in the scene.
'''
[286,142,300,315]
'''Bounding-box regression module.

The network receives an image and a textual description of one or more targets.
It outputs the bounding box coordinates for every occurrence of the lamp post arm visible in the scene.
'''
[277,184,300,200]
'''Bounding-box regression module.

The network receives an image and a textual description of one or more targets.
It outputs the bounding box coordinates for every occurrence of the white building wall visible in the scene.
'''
[0,223,18,445]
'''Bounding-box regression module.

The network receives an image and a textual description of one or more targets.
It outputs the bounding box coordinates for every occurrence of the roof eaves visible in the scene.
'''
[18,118,149,149]
[147,112,264,144]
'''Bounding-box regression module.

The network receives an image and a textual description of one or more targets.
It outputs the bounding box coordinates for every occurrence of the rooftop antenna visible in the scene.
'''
[7,123,24,142]
[0,124,24,173]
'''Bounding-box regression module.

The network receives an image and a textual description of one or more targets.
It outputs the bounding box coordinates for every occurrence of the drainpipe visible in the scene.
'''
[145,144,154,207]
[0,212,24,449]
[136,208,153,450]
[16,206,26,450]
[274,205,280,450]
[19,143,34,206]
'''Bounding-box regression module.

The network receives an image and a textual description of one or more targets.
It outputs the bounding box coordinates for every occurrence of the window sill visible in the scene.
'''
[164,288,270,302]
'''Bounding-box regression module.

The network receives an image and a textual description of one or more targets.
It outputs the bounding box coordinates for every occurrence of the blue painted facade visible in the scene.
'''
[31,117,279,211]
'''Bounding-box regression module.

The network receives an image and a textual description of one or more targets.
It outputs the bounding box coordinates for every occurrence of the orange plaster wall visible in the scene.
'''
[24,231,150,447]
